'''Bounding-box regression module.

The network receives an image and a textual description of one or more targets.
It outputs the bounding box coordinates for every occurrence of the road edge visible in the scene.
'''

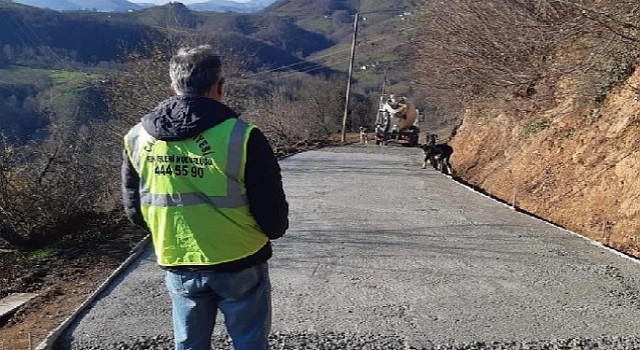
[445,172,640,266]
[35,234,151,350]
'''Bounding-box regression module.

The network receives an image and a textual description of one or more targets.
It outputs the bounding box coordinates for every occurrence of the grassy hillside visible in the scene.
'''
[0,1,337,71]
[100,3,336,71]
[0,0,346,141]
[263,0,423,17]
[264,0,358,17]
[0,66,105,143]
[261,0,429,117]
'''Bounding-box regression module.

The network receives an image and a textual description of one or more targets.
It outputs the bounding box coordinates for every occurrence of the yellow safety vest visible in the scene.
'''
[124,118,268,266]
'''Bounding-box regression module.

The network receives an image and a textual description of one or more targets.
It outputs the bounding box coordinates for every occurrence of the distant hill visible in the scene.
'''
[262,0,423,18]
[7,0,79,11]
[262,0,423,44]
[8,0,141,12]
[73,0,140,12]
[188,0,276,13]
[0,1,337,72]
[264,0,359,16]
[0,2,161,63]
[115,3,336,70]
[6,0,278,13]
[0,0,428,144]
[0,0,423,80]
[261,0,425,97]
[264,0,422,21]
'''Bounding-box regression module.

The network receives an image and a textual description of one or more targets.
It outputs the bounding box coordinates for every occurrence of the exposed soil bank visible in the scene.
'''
[450,68,640,257]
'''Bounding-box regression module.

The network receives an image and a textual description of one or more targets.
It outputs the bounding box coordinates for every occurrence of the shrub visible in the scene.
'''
[522,119,551,135]
[0,125,111,249]
[593,53,638,106]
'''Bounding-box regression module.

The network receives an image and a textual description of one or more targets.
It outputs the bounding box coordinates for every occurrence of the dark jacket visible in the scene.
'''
[121,95,289,271]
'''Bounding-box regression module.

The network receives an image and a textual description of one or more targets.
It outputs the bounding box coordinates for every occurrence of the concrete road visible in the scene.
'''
[60,145,640,349]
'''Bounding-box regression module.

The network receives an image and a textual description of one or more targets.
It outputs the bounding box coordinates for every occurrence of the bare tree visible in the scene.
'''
[0,116,109,248]
[411,0,639,115]
[414,1,581,94]
[241,73,346,154]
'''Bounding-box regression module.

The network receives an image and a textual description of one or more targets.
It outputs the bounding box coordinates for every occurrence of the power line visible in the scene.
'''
[241,45,354,77]
[259,40,408,78]
[1,11,75,71]
[243,24,419,78]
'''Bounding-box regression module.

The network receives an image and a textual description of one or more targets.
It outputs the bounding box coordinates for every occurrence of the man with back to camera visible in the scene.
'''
[121,45,289,350]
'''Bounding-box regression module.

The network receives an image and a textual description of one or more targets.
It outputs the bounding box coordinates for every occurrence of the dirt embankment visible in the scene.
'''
[450,68,640,257]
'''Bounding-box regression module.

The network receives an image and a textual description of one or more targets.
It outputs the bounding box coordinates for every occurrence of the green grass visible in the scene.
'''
[303,17,332,33]
[0,1,32,10]
[377,54,402,63]
[0,66,51,85]
[0,65,103,127]
[0,66,101,87]
[522,119,551,135]
[49,70,98,85]
[22,246,60,264]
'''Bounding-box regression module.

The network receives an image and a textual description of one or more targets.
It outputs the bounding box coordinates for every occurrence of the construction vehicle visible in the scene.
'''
[374,94,420,147]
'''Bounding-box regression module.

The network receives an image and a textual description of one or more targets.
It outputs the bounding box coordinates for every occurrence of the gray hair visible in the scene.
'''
[169,45,222,96]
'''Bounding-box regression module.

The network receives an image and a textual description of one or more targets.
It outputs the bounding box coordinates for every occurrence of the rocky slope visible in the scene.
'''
[450,66,640,257]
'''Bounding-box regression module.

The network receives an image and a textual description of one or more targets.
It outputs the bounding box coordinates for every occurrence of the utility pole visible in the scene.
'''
[341,12,359,143]
[381,69,387,95]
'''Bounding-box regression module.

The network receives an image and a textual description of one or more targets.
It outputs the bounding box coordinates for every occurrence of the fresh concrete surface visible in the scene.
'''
[60,145,640,348]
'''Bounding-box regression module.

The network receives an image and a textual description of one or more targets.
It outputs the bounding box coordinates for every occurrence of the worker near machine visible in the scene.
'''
[387,94,405,108]
[380,94,418,144]
[121,45,289,350]
[385,94,417,127]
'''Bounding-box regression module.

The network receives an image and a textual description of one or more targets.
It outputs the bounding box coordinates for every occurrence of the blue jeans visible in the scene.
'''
[165,263,271,350]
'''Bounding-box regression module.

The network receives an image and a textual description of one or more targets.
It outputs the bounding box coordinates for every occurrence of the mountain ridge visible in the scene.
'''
[7,0,141,12]
[190,0,275,13]
[4,0,277,13]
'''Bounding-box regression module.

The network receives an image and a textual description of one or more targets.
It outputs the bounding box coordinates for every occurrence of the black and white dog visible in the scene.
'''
[420,143,453,175]
[425,133,438,146]
[358,126,370,145]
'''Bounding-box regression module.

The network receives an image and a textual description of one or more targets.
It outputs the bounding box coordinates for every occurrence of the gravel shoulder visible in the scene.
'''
[59,145,640,350]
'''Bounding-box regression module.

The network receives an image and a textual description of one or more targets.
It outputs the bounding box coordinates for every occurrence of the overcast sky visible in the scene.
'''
[128,0,251,4]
